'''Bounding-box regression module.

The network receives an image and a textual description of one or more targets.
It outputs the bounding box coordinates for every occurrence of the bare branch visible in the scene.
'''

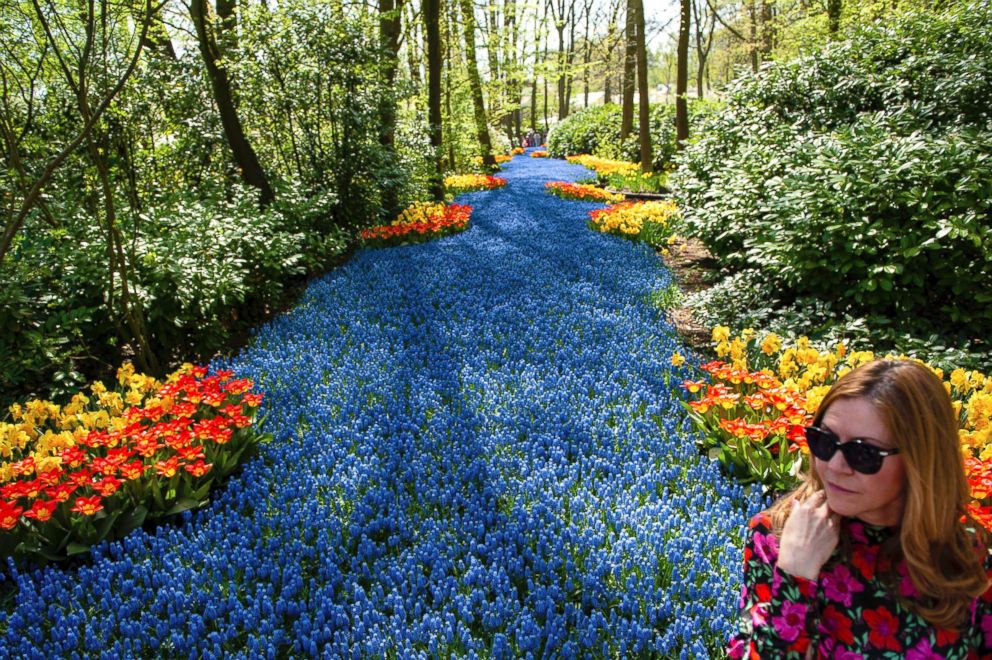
[705,0,748,42]
[0,0,155,264]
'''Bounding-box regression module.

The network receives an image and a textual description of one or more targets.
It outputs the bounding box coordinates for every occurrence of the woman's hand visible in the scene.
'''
[776,490,841,581]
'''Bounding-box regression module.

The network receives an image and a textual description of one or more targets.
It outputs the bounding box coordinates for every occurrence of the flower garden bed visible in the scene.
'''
[0,364,266,563]
[545,181,623,204]
[0,152,757,656]
[566,155,639,177]
[443,174,507,196]
[359,202,473,247]
[588,200,680,246]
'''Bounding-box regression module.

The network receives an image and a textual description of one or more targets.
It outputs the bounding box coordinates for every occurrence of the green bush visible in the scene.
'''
[674,2,992,354]
[547,102,716,172]
[0,181,348,410]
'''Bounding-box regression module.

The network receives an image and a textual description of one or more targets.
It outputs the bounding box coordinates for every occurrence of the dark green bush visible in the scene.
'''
[674,1,992,354]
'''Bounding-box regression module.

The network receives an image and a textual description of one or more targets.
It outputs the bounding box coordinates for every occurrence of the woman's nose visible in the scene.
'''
[827,444,853,473]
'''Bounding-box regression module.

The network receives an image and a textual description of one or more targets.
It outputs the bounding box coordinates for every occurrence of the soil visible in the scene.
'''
[657,235,719,352]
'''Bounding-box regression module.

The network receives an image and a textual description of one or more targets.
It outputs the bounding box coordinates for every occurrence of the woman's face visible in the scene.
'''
[815,396,907,527]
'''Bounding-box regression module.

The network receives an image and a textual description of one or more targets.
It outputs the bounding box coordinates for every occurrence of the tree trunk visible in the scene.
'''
[675,0,690,149]
[444,9,457,170]
[189,0,274,205]
[827,0,842,35]
[139,4,178,60]
[378,0,404,218]
[542,1,550,133]
[582,0,591,107]
[633,0,652,171]
[760,1,773,56]
[407,1,422,95]
[692,0,716,100]
[748,2,759,72]
[424,0,445,200]
[563,3,576,116]
[620,0,636,140]
[556,23,567,119]
[460,0,497,168]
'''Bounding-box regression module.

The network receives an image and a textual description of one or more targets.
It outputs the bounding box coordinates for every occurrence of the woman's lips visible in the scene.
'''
[827,481,857,494]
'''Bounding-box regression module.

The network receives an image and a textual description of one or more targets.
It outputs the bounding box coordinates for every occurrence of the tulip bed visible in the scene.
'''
[0,365,266,563]
[588,200,680,246]
[1,155,760,656]
[443,175,507,196]
[359,202,473,248]
[545,181,623,204]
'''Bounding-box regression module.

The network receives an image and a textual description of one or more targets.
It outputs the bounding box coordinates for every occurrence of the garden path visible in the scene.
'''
[3,151,759,657]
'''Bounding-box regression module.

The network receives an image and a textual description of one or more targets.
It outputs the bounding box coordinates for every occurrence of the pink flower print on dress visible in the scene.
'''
[906,638,945,660]
[847,520,869,544]
[821,564,865,607]
[751,601,769,627]
[981,613,992,644]
[897,562,920,598]
[820,638,864,660]
[726,637,746,659]
[771,600,808,642]
[752,529,778,563]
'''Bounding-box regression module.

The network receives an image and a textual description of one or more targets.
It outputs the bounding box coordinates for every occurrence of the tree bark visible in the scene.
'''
[189,0,274,205]
[460,0,497,168]
[827,0,842,35]
[424,0,445,200]
[633,0,652,171]
[675,0,690,149]
[620,0,636,140]
[379,0,404,218]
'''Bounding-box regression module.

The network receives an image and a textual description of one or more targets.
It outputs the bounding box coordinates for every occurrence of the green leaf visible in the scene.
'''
[66,542,92,556]
[165,499,205,516]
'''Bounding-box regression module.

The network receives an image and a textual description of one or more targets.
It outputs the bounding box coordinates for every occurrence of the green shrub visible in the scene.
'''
[547,102,716,172]
[0,181,348,409]
[674,1,992,352]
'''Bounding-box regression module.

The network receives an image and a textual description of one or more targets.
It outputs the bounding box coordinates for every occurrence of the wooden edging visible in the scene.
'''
[607,189,672,201]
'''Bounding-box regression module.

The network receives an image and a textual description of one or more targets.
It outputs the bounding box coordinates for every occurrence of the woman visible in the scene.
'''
[729,359,992,658]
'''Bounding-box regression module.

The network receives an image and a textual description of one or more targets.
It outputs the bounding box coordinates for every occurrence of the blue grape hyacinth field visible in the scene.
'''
[1,152,762,657]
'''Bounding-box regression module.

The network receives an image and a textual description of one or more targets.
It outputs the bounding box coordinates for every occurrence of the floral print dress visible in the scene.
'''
[729,512,992,659]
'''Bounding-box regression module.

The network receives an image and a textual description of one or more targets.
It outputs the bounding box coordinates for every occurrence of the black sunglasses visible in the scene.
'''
[804,426,900,475]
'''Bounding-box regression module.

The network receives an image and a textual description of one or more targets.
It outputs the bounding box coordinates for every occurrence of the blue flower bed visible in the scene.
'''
[1,153,763,657]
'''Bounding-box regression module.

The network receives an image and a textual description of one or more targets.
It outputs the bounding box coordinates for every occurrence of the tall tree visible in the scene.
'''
[602,0,624,104]
[633,0,652,171]
[691,0,717,98]
[460,0,497,168]
[190,0,274,205]
[424,0,445,200]
[581,0,593,107]
[620,0,636,140]
[675,0,691,148]
[550,0,576,119]
[530,1,541,130]
[379,0,405,218]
